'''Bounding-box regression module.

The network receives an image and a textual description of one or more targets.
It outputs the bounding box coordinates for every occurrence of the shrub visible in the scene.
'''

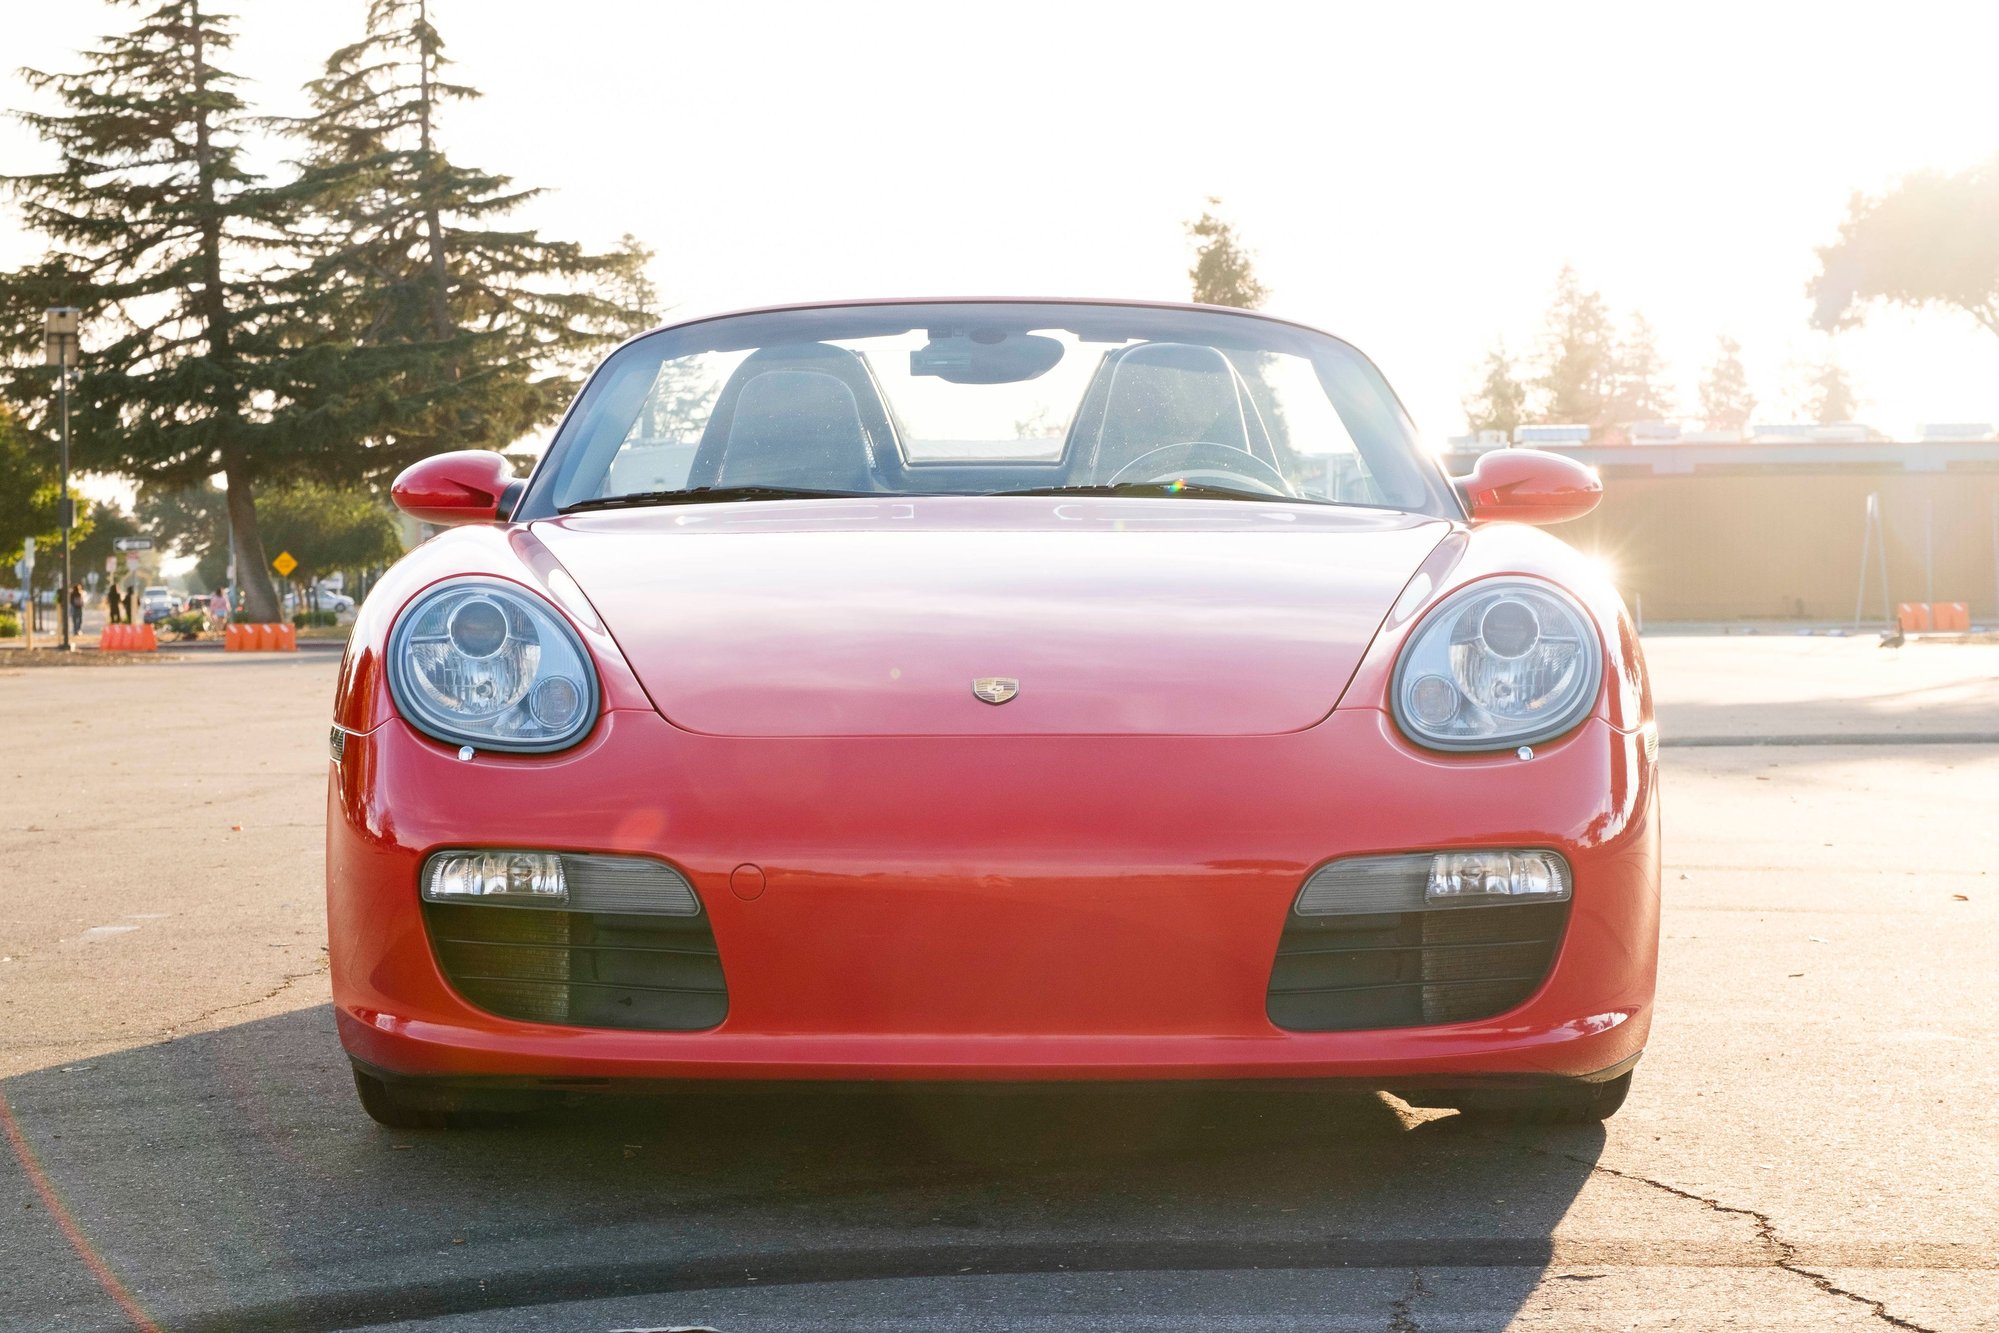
[292,610,338,628]
[0,613,18,639]
[165,611,208,638]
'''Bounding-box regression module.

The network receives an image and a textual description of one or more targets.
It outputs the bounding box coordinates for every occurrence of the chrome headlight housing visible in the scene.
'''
[387,578,599,752]
[1391,579,1603,752]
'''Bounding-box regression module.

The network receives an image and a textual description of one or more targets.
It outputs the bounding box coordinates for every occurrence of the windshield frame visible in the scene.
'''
[512,298,1466,522]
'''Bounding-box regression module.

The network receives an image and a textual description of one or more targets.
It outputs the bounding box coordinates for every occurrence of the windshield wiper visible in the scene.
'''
[560,485,879,513]
[986,481,1302,503]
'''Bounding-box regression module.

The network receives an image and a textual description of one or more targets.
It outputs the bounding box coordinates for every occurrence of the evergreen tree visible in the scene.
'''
[1462,343,1528,439]
[1186,197,1269,309]
[0,2,290,621]
[1698,336,1756,431]
[1801,358,1860,425]
[273,0,647,478]
[1609,313,1673,425]
[1530,265,1616,432]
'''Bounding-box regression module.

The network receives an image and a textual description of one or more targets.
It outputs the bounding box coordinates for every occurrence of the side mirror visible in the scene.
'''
[390,451,521,526]
[1454,449,1602,525]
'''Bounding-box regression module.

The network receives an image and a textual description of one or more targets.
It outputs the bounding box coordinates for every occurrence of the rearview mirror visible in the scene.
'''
[391,451,520,526]
[1455,449,1601,525]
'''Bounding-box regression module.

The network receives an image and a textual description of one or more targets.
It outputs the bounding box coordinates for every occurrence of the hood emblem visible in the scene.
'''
[972,676,1020,705]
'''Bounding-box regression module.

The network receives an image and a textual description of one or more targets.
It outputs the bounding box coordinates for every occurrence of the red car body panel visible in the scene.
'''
[328,489,1658,1086]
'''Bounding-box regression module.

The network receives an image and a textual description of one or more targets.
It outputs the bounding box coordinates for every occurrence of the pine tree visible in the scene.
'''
[1802,358,1860,425]
[1530,265,1617,432]
[1609,313,1673,427]
[1462,343,1528,439]
[1186,198,1270,309]
[273,0,647,478]
[0,2,289,619]
[1698,336,1756,431]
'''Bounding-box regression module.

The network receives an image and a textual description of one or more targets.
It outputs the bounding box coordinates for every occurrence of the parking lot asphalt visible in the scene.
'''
[1,639,1995,1331]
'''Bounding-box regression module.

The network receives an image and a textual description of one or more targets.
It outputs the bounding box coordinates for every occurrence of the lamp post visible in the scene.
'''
[43,308,80,651]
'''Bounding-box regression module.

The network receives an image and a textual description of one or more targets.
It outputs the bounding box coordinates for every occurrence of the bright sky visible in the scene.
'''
[5,0,1998,450]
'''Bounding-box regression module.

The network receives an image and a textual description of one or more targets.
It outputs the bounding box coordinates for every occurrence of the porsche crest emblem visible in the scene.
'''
[972,676,1020,705]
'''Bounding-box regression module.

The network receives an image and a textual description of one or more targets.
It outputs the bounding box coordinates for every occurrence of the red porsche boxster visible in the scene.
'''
[328,298,1658,1128]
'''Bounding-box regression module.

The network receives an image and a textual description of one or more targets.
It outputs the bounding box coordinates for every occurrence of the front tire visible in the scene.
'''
[352,1070,457,1129]
[1400,1071,1634,1124]
[1456,1071,1633,1124]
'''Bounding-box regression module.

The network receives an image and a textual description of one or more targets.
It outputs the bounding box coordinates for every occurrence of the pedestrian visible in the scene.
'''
[67,583,83,634]
[103,583,121,624]
[209,588,229,624]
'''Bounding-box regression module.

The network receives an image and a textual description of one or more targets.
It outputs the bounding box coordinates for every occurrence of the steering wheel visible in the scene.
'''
[1107,442,1297,497]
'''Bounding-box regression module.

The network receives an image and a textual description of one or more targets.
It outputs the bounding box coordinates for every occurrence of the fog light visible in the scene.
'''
[425,850,568,903]
[1427,849,1569,903]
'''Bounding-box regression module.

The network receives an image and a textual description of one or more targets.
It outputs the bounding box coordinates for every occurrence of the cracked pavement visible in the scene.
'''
[2,641,1996,1331]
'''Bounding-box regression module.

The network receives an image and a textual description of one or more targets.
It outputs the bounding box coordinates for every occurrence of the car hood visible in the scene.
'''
[534,497,1450,737]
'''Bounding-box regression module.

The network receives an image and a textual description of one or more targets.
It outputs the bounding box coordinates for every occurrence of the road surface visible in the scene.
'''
[2,638,1994,1330]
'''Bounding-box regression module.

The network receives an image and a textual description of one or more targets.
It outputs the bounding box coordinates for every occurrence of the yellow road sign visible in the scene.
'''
[272,550,298,577]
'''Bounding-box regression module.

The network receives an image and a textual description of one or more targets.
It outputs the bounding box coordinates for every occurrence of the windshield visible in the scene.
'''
[522,302,1455,517]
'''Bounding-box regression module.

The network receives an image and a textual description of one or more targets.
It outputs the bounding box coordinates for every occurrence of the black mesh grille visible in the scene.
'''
[1266,902,1567,1032]
[424,901,728,1031]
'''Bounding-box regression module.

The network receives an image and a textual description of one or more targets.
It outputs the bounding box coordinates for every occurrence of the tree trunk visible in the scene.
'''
[223,460,280,623]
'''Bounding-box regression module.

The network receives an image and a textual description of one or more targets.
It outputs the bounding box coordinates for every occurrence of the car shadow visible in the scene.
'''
[2,1005,1606,1333]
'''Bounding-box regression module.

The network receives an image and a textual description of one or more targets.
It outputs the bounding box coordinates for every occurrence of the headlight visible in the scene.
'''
[387,578,599,752]
[1390,579,1602,751]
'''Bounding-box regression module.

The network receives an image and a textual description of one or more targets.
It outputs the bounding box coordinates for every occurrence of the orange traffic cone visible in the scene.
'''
[138,623,158,651]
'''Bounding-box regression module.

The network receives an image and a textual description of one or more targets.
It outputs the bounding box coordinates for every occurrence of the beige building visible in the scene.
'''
[1441,440,1999,624]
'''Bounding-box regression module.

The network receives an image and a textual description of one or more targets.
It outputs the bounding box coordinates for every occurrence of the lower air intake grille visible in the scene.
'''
[423,897,727,1033]
[1266,902,1568,1032]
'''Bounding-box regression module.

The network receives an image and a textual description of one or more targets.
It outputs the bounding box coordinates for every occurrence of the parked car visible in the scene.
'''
[139,586,177,623]
[285,587,355,615]
[329,298,1657,1129]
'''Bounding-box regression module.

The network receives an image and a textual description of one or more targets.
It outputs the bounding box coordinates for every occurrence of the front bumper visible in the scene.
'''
[328,706,1658,1085]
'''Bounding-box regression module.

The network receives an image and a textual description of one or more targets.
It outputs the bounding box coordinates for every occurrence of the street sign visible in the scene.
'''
[125,553,140,570]
[112,537,152,552]
[272,550,298,577]
[105,556,116,574]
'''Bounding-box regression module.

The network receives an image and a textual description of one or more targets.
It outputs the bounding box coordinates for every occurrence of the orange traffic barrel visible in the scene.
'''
[256,622,279,651]
[277,622,298,651]
[1896,603,1932,632]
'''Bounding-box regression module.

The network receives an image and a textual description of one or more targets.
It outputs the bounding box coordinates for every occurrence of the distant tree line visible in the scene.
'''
[0,0,652,619]
[1465,153,1999,443]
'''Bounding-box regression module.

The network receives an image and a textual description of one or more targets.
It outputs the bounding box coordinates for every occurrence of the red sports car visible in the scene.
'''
[328,298,1657,1128]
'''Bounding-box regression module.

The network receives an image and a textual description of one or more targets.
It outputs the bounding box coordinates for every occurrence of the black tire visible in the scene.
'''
[1449,1071,1634,1124]
[352,1070,456,1129]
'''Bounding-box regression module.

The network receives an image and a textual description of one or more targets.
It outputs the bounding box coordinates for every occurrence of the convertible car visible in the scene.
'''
[328,298,1658,1128]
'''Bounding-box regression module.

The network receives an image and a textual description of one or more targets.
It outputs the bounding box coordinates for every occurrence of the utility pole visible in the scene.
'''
[43,308,80,651]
